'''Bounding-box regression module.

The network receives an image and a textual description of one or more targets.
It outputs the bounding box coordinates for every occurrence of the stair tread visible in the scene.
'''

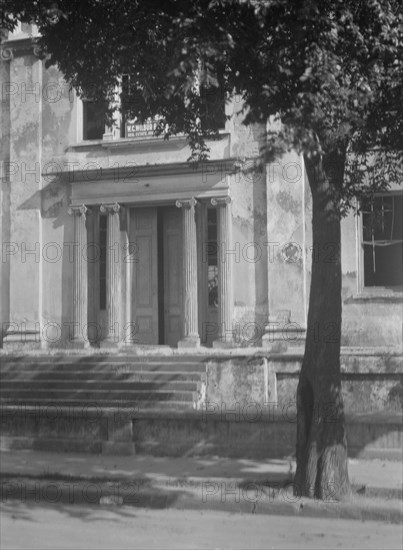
[0,356,204,410]
[0,365,207,373]
[0,399,193,408]
[1,381,199,388]
[0,373,205,380]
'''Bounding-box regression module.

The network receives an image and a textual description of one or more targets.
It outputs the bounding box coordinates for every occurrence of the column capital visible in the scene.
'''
[100,202,121,214]
[176,198,198,209]
[68,204,88,217]
[33,45,42,58]
[0,47,14,62]
[211,196,231,207]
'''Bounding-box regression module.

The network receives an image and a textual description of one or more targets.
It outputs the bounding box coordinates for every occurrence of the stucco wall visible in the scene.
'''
[7,54,42,339]
[2,44,400,350]
[2,53,269,348]
[266,151,311,331]
[229,110,268,343]
[0,55,11,341]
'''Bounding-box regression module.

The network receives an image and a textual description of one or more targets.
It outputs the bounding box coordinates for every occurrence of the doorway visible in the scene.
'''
[129,206,183,346]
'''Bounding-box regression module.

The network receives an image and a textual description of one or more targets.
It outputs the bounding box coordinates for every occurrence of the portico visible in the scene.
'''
[65,161,237,348]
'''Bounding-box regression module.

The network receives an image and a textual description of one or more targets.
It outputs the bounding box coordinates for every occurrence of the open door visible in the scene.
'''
[163,207,183,346]
[130,206,183,347]
[130,208,159,344]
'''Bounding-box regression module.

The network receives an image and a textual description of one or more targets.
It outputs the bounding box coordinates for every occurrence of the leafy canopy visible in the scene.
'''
[2,0,402,203]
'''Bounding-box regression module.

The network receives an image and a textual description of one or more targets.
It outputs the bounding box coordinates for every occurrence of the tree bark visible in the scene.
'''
[294,153,351,500]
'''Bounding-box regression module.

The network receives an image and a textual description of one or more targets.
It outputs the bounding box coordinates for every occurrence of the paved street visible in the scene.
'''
[1,501,402,550]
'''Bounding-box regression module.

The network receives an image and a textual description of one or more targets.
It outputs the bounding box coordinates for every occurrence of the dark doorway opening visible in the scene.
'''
[157,208,165,344]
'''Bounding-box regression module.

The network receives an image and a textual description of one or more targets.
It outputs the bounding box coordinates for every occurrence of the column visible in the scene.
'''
[211,196,234,346]
[68,204,89,347]
[176,198,200,347]
[100,202,121,346]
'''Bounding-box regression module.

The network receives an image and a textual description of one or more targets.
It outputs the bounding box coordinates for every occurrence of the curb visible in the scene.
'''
[1,475,401,524]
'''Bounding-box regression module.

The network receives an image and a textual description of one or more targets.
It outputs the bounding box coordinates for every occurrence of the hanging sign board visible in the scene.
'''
[125,118,161,138]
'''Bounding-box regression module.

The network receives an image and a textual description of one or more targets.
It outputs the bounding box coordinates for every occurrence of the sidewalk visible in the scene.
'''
[0,449,401,523]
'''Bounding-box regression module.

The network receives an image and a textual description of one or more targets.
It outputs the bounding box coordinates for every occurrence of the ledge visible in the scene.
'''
[1,405,401,425]
[345,293,403,304]
[68,132,230,151]
[69,135,187,150]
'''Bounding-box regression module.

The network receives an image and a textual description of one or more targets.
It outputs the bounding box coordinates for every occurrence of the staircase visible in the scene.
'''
[0,355,206,409]
[0,354,207,454]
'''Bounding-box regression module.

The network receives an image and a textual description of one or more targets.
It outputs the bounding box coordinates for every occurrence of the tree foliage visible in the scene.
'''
[2,0,402,191]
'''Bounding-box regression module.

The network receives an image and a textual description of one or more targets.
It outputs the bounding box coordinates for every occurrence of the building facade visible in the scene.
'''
[1,25,402,352]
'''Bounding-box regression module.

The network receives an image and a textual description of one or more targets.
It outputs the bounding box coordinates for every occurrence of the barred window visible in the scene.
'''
[361,193,402,287]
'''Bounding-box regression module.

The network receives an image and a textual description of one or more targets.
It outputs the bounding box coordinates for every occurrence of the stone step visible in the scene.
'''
[0,399,193,409]
[0,436,105,454]
[0,362,207,373]
[0,355,204,415]
[0,389,197,401]
[0,355,207,364]
[0,371,206,382]
[0,380,200,391]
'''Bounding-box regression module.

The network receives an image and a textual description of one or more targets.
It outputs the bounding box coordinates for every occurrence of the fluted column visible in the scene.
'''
[100,202,121,346]
[176,198,200,347]
[68,204,89,347]
[211,196,234,346]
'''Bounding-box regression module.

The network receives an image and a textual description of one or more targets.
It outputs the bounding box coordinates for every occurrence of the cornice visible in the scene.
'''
[0,37,41,60]
[46,158,241,183]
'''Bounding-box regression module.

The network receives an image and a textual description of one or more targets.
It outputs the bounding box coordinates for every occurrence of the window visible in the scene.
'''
[361,193,402,287]
[200,67,226,131]
[82,100,106,140]
[119,69,226,139]
[120,74,164,138]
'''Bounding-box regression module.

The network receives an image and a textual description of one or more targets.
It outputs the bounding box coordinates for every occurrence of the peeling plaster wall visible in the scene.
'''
[230,165,269,341]
[0,56,11,341]
[7,54,42,337]
[3,55,76,346]
[266,151,311,328]
[40,65,75,344]
[228,100,268,342]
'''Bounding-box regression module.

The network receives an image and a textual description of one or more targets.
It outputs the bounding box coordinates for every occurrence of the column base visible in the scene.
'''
[212,338,236,349]
[99,338,120,349]
[67,339,92,350]
[177,336,200,349]
[0,335,42,351]
[2,332,41,351]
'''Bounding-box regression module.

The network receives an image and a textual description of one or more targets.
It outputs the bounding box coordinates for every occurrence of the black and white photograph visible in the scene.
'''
[0,1,402,548]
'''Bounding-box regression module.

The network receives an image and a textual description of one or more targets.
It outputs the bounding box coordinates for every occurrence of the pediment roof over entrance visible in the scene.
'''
[46,159,239,206]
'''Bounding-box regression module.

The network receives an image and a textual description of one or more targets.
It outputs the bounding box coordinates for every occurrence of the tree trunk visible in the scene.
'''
[294,153,351,500]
